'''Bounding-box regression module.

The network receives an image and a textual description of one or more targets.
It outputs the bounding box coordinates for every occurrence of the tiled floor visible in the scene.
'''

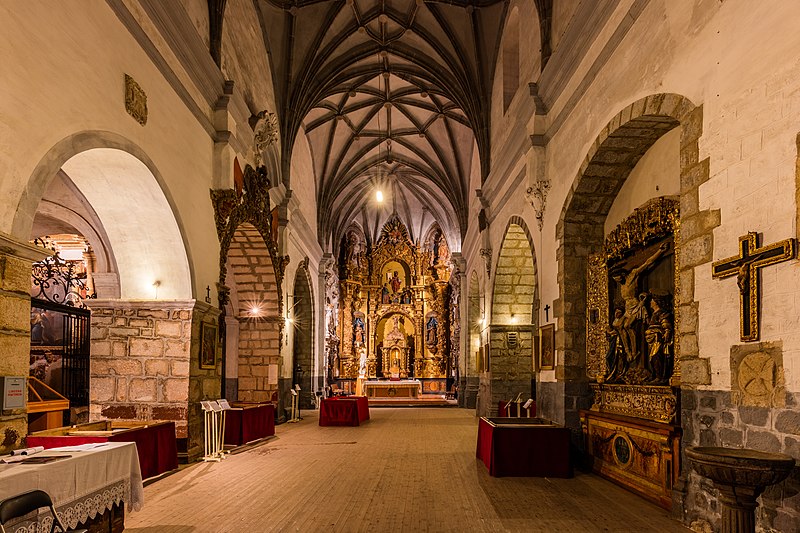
[126,408,688,532]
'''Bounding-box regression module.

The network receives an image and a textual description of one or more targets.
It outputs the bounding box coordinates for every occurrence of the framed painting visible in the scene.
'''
[200,322,217,369]
[539,324,555,371]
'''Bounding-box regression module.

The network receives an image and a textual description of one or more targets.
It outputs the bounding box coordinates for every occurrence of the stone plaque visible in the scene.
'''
[124,74,147,126]
[731,341,784,407]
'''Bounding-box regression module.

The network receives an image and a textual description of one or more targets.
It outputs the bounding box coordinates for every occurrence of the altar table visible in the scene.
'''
[319,396,370,426]
[224,403,275,445]
[0,441,144,532]
[27,420,178,480]
[364,380,422,398]
[476,417,572,478]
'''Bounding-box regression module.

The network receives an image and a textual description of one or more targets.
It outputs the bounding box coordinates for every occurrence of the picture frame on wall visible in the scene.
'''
[200,322,217,369]
[539,324,555,371]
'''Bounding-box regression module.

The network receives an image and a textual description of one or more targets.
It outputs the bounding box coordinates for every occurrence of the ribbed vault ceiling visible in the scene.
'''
[258,0,508,249]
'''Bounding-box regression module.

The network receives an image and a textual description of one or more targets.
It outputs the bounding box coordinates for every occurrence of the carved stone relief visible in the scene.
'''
[730,341,785,408]
[124,74,147,126]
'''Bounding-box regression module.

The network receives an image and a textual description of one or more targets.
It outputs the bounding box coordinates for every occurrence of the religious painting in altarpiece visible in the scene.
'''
[332,217,455,389]
[581,196,682,510]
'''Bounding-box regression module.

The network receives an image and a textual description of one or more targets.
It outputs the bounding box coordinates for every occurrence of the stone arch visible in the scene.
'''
[554,93,712,433]
[491,216,538,327]
[502,7,520,112]
[464,269,482,409]
[13,131,194,297]
[225,223,282,403]
[291,260,315,409]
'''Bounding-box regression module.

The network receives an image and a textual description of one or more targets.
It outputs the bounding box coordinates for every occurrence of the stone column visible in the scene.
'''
[0,233,50,453]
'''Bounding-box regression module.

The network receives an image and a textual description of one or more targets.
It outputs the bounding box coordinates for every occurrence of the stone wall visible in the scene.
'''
[0,234,49,453]
[479,325,534,417]
[88,299,219,461]
[682,389,800,532]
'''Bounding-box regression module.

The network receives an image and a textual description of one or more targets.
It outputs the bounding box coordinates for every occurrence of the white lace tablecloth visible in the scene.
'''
[0,442,144,532]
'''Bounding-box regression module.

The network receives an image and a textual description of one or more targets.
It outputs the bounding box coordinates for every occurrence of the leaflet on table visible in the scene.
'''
[48,443,110,452]
[10,446,44,456]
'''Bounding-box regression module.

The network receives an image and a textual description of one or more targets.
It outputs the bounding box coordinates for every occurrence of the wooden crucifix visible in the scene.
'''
[712,232,795,342]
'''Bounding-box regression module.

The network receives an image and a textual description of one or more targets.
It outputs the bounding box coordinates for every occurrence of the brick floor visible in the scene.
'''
[126,409,688,532]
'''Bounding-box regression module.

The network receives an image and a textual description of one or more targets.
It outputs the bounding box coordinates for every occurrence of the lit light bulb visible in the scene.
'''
[250,306,261,316]
[376,190,384,202]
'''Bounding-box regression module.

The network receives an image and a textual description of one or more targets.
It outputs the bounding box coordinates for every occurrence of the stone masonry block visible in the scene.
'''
[130,338,164,357]
[145,360,170,376]
[155,320,183,338]
[129,378,157,402]
[163,378,189,402]
[0,294,31,332]
[1,256,32,293]
[681,357,711,385]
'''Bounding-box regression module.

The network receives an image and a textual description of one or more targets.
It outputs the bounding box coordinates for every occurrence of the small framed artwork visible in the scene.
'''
[539,324,555,371]
[200,322,217,369]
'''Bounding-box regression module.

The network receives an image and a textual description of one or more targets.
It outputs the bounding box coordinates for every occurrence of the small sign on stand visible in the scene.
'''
[2,377,26,410]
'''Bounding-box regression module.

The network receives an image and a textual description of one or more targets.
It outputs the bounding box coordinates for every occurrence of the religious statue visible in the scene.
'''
[604,307,627,381]
[390,270,402,293]
[426,316,438,347]
[353,318,365,346]
[381,284,391,304]
[401,289,412,304]
[611,242,669,363]
[644,294,673,384]
[358,347,367,377]
[345,231,363,273]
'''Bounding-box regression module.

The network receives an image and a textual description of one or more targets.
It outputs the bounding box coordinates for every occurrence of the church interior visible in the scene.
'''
[1,0,800,531]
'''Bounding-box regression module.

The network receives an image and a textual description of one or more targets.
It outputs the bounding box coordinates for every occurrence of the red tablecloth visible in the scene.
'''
[498,401,536,417]
[27,421,178,480]
[319,396,369,426]
[476,417,571,477]
[224,404,275,445]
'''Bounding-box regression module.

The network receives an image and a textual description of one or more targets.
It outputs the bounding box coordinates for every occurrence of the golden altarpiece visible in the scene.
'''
[580,197,682,510]
[331,217,455,394]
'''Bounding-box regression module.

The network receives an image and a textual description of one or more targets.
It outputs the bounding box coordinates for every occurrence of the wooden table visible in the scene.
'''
[364,380,422,398]
[0,441,143,532]
[476,417,572,477]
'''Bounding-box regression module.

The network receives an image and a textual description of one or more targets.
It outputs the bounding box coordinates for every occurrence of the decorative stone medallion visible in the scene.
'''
[730,341,784,408]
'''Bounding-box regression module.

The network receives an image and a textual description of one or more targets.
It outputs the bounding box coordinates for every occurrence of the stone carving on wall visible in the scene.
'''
[730,341,785,408]
[250,110,279,167]
[124,74,147,126]
[525,180,551,231]
[587,197,680,423]
[324,260,340,381]
[210,163,284,323]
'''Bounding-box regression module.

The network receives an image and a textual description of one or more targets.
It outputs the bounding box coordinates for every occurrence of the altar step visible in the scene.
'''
[368,395,457,408]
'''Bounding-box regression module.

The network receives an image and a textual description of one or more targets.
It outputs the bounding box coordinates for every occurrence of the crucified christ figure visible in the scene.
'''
[611,242,669,364]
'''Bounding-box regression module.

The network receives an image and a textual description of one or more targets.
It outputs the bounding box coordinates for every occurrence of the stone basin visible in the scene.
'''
[686,446,795,488]
[686,446,796,533]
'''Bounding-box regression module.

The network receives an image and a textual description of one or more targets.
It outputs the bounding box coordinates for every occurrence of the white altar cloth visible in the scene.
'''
[0,441,144,532]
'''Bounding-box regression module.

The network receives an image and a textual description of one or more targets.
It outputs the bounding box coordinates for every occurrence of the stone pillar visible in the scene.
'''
[86,299,219,462]
[0,233,50,453]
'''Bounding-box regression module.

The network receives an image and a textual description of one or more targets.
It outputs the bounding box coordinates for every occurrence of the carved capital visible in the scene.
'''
[250,110,279,166]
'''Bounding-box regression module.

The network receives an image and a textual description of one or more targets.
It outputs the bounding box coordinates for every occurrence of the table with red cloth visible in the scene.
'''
[497,400,536,417]
[224,403,275,445]
[476,417,571,477]
[27,420,178,480]
[319,396,370,426]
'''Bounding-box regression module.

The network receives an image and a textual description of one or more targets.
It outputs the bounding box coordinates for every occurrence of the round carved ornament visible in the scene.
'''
[737,352,775,398]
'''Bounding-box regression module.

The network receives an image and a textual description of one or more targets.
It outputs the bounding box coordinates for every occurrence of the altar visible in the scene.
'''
[364,379,422,398]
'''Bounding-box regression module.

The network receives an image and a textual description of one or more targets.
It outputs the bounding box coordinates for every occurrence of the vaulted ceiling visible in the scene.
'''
[257,0,508,249]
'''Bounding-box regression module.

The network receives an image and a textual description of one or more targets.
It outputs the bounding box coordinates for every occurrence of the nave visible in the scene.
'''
[126,409,686,533]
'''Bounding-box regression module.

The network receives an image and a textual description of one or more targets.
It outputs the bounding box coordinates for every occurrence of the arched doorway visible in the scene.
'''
[291,263,314,409]
[478,218,538,417]
[464,270,481,408]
